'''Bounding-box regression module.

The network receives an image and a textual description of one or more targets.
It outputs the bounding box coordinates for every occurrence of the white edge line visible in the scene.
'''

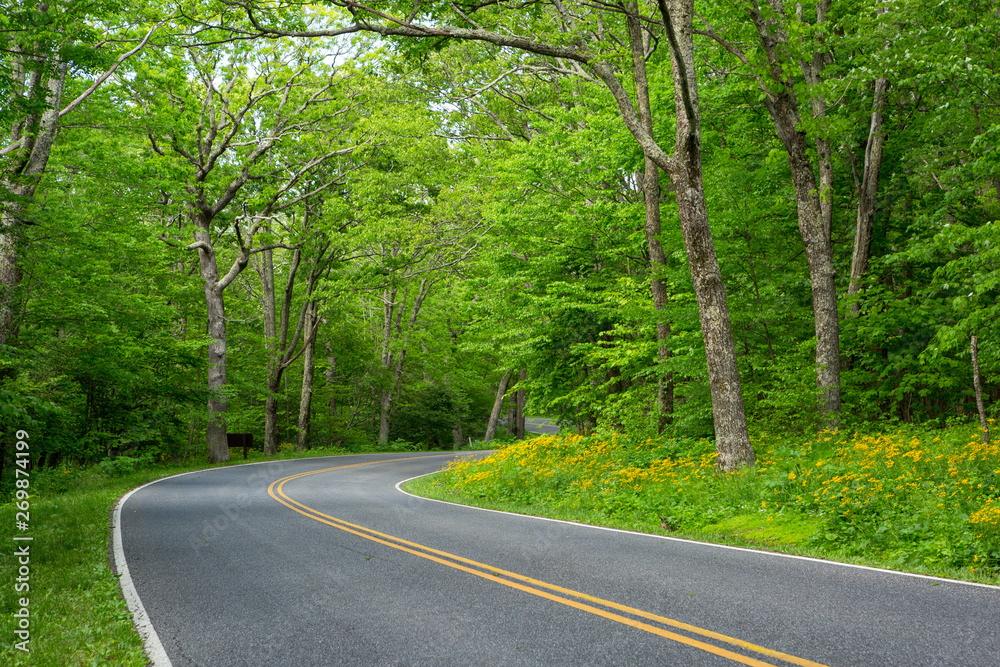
[394,461,1000,592]
[112,479,175,667]
[109,452,434,666]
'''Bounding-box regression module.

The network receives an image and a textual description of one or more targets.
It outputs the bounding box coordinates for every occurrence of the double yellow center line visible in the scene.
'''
[268,457,827,667]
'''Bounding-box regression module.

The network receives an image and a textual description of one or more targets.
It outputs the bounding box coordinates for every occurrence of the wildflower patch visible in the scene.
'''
[436,427,1000,578]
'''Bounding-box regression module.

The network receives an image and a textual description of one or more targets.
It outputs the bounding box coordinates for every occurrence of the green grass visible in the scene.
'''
[404,471,1000,584]
[698,514,822,546]
[404,472,829,554]
[2,466,185,666]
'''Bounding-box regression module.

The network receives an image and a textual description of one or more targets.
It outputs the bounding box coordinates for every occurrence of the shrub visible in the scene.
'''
[97,454,154,477]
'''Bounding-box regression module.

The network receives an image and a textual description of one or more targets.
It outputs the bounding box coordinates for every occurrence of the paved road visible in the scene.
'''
[524,417,560,435]
[116,452,1000,666]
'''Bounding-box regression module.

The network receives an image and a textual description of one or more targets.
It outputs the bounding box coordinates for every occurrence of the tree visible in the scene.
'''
[249,131,368,455]
[695,0,843,425]
[971,335,990,445]
[136,35,364,461]
[228,0,756,469]
[839,0,1000,423]
[627,4,674,431]
[3,103,205,468]
[0,4,158,346]
[295,298,321,449]
[364,205,484,445]
[847,1,892,314]
[484,370,510,442]
[4,0,999,479]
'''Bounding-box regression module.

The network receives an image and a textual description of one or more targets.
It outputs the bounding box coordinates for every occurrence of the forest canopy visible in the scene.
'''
[1,0,997,477]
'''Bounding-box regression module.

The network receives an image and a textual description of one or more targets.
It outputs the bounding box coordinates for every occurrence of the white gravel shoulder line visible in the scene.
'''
[112,478,177,667]
[109,459,317,666]
[111,457,298,667]
[395,469,1000,592]
[108,453,432,665]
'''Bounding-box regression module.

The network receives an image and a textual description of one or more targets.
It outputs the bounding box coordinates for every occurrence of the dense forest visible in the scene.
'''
[1,0,997,480]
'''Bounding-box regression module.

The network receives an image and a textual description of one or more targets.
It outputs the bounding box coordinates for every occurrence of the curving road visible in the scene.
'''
[115,452,1000,666]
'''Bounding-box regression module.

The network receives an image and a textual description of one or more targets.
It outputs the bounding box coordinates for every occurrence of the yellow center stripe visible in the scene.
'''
[268,458,828,667]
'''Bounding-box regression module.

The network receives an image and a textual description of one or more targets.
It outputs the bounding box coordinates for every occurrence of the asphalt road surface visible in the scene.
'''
[115,452,1000,666]
[525,417,560,435]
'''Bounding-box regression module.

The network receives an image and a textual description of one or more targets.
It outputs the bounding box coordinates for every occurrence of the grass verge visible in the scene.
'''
[2,465,191,667]
[404,425,1000,586]
[404,474,841,562]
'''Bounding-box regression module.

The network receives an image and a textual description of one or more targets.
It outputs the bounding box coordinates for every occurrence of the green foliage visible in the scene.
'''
[2,0,999,594]
[7,117,206,465]
[743,345,825,434]
[383,439,421,452]
[391,383,465,448]
[8,0,995,471]
[97,454,156,477]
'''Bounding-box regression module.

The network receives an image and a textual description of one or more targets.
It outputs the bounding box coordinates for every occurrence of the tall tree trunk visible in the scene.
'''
[184,420,196,462]
[816,132,834,241]
[0,203,26,348]
[0,60,67,346]
[628,7,674,432]
[799,1,834,242]
[747,0,842,427]
[188,208,254,463]
[193,217,232,463]
[850,0,892,314]
[378,278,432,445]
[296,301,319,451]
[849,76,890,315]
[381,356,410,446]
[259,247,282,455]
[971,335,990,445]
[258,245,305,455]
[484,369,511,443]
[325,350,337,441]
[446,320,464,449]
[377,391,392,445]
[378,286,397,445]
[779,118,842,425]
[663,0,754,469]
